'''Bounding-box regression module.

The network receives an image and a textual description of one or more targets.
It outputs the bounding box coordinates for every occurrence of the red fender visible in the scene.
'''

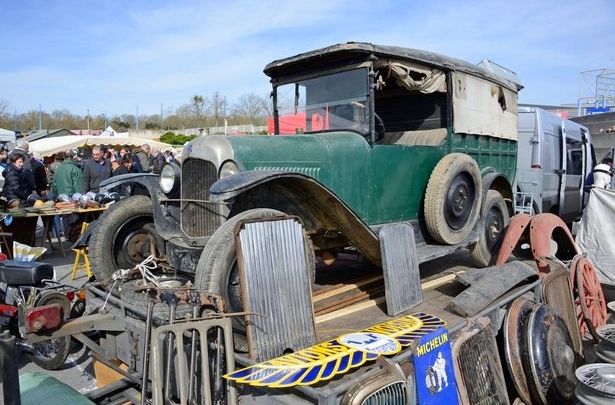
[528,213,578,274]
[495,213,532,266]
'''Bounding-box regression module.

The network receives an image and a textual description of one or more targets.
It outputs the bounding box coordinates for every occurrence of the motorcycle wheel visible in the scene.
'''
[28,292,72,370]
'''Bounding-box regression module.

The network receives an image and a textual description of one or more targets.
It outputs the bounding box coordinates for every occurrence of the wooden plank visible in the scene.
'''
[314,271,464,324]
[316,286,385,316]
[315,297,387,324]
[312,274,382,303]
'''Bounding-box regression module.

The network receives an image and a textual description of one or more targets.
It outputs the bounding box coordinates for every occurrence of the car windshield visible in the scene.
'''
[274,68,369,135]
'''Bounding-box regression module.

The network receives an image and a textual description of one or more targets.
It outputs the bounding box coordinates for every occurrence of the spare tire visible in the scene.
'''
[424,153,482,245]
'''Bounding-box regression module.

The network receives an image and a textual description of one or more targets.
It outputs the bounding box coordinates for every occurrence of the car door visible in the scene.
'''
[558,121,585,221]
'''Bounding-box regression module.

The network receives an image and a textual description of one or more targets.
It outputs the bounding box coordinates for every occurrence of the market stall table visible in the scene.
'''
[1,206,108,257]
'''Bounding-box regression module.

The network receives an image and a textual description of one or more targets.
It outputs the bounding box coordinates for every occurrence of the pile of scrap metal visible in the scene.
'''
[496,212,609,341]
[451,212,615,404]
[495,214,615,404]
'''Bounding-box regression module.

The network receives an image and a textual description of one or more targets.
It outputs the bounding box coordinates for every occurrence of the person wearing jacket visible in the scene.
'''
[8,139,37,196]
[111,152,136,196]
[133,144,151,173]
[52,149,84,242]
[52,149,83,195]
[30,151,49,196]
[149,147,167,174]
[2,153,33,205]
[82,145,113,193]
[593,158,613,189]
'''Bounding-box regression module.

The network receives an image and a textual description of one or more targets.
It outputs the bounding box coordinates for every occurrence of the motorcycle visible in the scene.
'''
[0,258,86,370]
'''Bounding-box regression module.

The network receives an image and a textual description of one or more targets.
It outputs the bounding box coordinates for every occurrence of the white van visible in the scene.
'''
[515,107,594,224]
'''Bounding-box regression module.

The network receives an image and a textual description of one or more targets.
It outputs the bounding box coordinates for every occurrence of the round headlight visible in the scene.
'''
[219,160,240,179]
[160,163,180,194]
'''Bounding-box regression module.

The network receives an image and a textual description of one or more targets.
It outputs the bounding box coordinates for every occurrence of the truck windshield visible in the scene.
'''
[274,68,369,135]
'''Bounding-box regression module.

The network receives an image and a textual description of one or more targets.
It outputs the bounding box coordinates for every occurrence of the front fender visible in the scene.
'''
[100,173,181,241]
[211,171,381,264]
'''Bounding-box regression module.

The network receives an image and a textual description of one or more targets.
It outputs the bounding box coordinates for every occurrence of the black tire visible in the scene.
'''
[120,277,194,320]
[28,292,71,370]
[89,195,160,280]
[470,190,510,267]
[194,208,314,332]
[424,153,482,245]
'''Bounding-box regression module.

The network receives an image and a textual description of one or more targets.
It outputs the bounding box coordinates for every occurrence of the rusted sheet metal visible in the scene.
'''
[495,213,531,265]
[528,214,578,273]
[379,223,422,316]
[236,217,316,362]
[451,261,537,317]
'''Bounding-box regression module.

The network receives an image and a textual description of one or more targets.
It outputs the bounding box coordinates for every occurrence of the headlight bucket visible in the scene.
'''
[219,160,240,179]
[160,162,181,194]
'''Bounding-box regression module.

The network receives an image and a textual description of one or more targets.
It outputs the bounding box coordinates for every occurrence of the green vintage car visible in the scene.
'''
[93,42,521,312]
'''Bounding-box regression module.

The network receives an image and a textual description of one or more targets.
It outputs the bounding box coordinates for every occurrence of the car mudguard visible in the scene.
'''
[210,170,382,264]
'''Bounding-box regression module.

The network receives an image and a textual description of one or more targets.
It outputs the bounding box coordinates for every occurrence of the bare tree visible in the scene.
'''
[208,92,227,127]
[188,94,209,127]
[18,110,40,131]
[0,99,12,129]
[51,109,79,129]
[231,93,269,124]
[262,92,274,117]
[0,99,10,119]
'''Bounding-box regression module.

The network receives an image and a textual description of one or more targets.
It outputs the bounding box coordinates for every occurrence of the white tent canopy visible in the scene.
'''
[29,135,172,158]
[0,127,16,143]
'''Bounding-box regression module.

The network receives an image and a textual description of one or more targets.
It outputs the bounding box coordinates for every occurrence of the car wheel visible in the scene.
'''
[470,190,510,267]
[424,153,482,244]
[89,195,161,280]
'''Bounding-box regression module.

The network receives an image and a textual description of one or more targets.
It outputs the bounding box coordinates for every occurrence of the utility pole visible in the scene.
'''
[87,109,90,131]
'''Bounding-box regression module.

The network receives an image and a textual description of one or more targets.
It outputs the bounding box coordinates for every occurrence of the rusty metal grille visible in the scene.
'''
[150,317,237,405]
[360,382,407,405]
[181,159,225,237]
[453,319,508,405]
[539,266,583,362]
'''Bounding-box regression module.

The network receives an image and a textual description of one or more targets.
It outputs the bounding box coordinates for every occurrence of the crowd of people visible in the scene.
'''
[0,139,178,240]
[0,139,178,204]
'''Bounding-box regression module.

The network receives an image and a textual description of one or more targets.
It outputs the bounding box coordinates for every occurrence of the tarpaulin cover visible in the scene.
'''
[576,187,615,285]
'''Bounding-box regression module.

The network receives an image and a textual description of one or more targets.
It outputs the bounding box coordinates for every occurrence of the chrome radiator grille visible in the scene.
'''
[361,382,407,405]
[181,159,225,237]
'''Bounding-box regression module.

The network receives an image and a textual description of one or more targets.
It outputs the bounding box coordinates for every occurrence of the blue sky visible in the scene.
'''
[2,0,614,117]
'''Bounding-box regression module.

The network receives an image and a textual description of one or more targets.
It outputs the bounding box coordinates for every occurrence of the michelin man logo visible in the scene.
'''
[425,351,448,395]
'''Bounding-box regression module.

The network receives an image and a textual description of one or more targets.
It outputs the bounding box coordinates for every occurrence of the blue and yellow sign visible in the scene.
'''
[412,327,458,404]
[224,312,446,387]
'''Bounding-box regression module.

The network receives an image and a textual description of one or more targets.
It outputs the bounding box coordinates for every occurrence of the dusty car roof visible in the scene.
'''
[263,42,521,92]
